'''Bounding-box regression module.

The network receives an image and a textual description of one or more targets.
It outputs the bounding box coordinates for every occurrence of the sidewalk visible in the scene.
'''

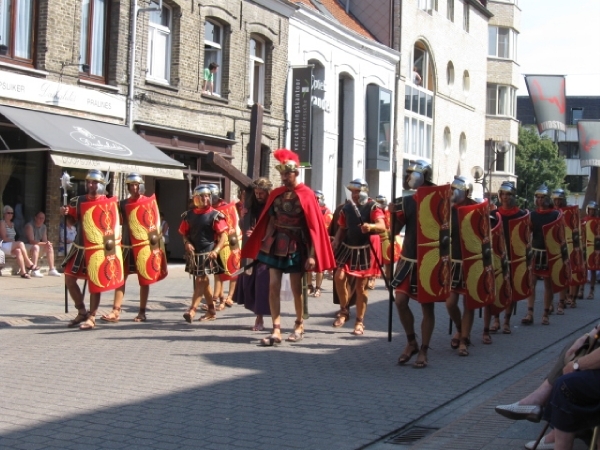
[0,265,598,449]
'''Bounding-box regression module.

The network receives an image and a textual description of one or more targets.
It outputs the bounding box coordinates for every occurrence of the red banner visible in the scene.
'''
[524,75,567,133]
[578,120,600,168]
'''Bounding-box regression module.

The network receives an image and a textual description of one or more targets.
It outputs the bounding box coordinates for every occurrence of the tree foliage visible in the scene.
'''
[515,126,567,203]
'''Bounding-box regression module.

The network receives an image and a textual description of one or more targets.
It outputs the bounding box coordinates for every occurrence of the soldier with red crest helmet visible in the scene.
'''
[100,173,167,324]
[445,175,479,357]
[60,169,123,330]
[331,179,385,336]
[483,181,529,341]
[179,184,229,322]
[391,160,451,369]
[309,189,333,298]
[582,201,599,299]
[241,149,335,346]
[522,184,562,326]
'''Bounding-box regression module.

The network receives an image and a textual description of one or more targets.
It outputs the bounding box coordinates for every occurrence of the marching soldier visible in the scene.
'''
[582,201,600,299]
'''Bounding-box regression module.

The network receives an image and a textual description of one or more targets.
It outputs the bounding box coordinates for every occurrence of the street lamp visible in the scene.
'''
[484,138,510,196]
[471,165,485,199]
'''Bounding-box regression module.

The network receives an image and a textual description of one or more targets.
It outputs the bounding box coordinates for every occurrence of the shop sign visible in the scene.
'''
[311,76,330,112]
[290,66,313,164]
[0,69,126,119]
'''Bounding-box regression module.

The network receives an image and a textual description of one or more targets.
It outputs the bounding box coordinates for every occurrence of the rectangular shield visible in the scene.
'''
[416,184,452,303]
[508,211,533,301]
[490,219,512,315]
[585,217,600,270]
[215,201,242,279]
[542,213,571,294]
[562,205,585,286]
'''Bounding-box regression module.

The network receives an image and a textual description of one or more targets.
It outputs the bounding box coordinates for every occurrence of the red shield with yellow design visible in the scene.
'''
[416,184,452,303]
[562,205,585,286]
[80,197,124,293]
[382,234,402,265]
[543,213,571,293]
[490,219,512,315]
[458,200,495,310]
[215,201,241,280]
[508,211,533,301]
[585,217,600,270]
[125,194,168,286]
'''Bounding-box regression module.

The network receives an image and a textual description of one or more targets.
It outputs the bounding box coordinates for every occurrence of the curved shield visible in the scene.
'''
[543,213,571,293]
[80,197,124,293]
[490,219,512,315]
[215,201,242,280]
[508,211,533,301]
[416,184,452,303]
[125,194,168,286]
[562,205,585,286]
[585,217,600,270]
[458,200,495,310]
[382,234,402,265]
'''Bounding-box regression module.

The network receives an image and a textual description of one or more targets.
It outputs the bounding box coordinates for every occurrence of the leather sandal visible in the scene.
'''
[521,308,534,325]
[482,328,492,345]
[458,339,469,357]
[101,307,121,323]
[215,297,226,311]
[450,330,461,349]
[333,309,349,328]
[587,288,595,300]
[79,316,96,330]
[287,320,304,342]
[502,318,512,334]
[489,317,500,333]
[570,296,577,308]
[134,308,147,322]
[252,317,264,331]
[413,345,429,368]
[307,284,315,295]
[261,324,282,346]
[541,312,550,325]
[313,287,321,297]
[67,310,89,328]
[198,306,217,321]
[398,337,419,365]
[224,297,234,307]
[557,300,565,315]
[183,307,197,323]
[352,320,365,336]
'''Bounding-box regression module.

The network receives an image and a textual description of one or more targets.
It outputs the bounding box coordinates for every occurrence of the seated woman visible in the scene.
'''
[0,205,38,278]
[495,323,600,450]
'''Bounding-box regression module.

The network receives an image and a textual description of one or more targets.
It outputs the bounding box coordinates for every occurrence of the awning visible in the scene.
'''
[0,105,185,179]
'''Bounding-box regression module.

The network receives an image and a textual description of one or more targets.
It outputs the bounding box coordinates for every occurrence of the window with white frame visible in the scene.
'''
[463,1,469,32]
[486,84,517,117]
[412,43,434,91]
[404,85,434,160]
[204,19,222,96]
[418,0,436,14]
[80,0,108,80]
[447,0,454,21]
[248,37,265,105]
[147,2,171,83]
[0,0,35,64]
[485,143,514,173]
[488,26,518,60]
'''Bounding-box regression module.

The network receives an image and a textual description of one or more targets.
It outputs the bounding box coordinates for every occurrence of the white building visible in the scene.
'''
[287,1,400,205]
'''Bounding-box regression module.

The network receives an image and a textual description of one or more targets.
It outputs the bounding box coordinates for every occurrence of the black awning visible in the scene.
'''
[0,105,184,179]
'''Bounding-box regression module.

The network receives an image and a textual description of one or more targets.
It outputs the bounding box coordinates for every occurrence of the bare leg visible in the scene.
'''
[553,429,575,450]
[135,285,149,321]
[542,277,553,324]
[445,292,462,348]
[102,275,127,322]
[267,269,283,339]
[314,272,324,296]
[14,249,28,275]
[395,291,419,363]
[415,303,435,367]
[523,278,537,324]
[353,277,369,335]
[79,292,101,330]
[333,269,349,326]
[47,246,56,270]
[30,245,40,268]
[482,306,493,344]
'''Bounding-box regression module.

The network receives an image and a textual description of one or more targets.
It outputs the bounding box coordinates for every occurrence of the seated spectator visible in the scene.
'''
[495,324,600,450]
[24,211,61,277]
[0,205,37,279]
[59,215,77,256]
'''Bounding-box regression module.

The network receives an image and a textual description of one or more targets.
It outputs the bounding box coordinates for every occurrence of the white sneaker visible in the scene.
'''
[31,270,44,278]
[48,268,61,277]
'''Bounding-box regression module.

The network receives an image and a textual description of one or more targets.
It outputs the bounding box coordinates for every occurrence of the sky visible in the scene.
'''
[517,0,600,96]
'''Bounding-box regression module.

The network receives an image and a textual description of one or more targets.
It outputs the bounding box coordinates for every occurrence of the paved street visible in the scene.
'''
[0,265,598,449]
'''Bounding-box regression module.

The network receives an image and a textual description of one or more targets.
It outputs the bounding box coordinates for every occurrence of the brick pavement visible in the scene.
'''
[0,265,598,449]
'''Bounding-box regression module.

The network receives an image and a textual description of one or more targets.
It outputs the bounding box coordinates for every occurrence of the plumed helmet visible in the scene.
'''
[125,173,145,195]
[375,195,387,206]
[85,169,106,184]
[451,175,473,204]
[273,149,300,173]
[551,188,566,200]
[404,160,432,190]
[193,184,212,196]
[346,178,369,192]
[498,181,517,196]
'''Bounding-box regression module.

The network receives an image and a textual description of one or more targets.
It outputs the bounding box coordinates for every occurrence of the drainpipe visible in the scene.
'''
[346,0,350,14]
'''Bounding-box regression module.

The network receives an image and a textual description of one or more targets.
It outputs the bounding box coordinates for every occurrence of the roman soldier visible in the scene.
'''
[582,201,600,299]
[309,189,333,297]
[60,169,124,330]
[179,184,229,322]
[391,160,451,368]
[331,179,385,335]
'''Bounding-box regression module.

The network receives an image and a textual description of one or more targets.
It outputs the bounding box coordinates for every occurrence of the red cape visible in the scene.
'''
[241,183,336,272]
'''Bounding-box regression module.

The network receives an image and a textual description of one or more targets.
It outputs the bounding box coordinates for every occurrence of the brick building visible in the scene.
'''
[0,0,294,260]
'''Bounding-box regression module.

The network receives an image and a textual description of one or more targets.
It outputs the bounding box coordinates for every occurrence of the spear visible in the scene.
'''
[60,172,73,313]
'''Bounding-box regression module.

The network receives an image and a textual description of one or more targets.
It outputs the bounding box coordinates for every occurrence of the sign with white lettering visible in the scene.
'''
[0,69,126,119]
[290,67,313,164]
[311,76,330,112]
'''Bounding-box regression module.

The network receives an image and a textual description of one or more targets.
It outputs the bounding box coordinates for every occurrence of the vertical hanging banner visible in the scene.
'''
[578,120,600,168]
[524,75,567,133]
[290,66,313,165]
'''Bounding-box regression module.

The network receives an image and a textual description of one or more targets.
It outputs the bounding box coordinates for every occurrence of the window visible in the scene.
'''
[443,127,451,155]
[565,175,588,193]
[447,0,454,21]
[412,42,434,91]
[559,142,580,159]
[485,142,515,173]
[366,85,392,170]
[571,107,584,125]
[418,0,436,14]
[463,1,469,32]
[463,70,470,93]
[488,26,518,60]
[0,0,35,64]
[446,61,454,86]
[404,85,433,159]
[248,37,265,105]
[80,0,109,80]
[204,20,222,96]
[459,133,467,160]
[486,84,517,117]
[147,2,171,83]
